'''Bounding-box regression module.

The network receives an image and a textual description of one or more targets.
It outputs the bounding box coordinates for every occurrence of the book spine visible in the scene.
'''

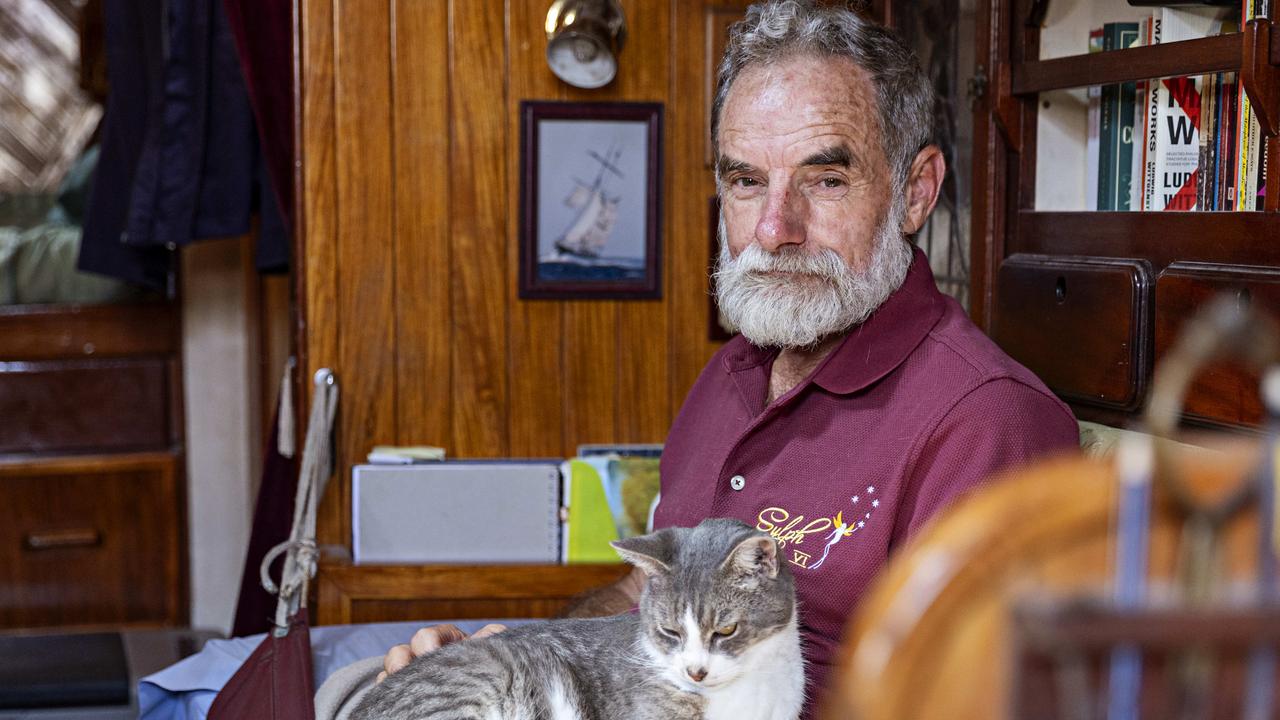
[1143,13,1162,211]
[1130,18,1150,211]
[1089,27,1105,211]
[1220,73,1239,209]
[1115,24,1141,211]
[1098,27,1116,210]
[1197,72,1216,210]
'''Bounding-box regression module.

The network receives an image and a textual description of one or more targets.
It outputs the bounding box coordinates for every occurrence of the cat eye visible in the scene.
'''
[714,623,738,637]
[658,626,681,640]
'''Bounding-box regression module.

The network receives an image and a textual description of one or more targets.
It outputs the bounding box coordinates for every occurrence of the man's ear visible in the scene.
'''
[720,533,779,579]
[900,144,946,235]
[611,528,675,577]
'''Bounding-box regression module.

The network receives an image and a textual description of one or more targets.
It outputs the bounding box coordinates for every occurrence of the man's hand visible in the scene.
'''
[375,623,508,684]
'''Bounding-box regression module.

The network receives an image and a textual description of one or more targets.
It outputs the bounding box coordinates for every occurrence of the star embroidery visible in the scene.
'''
[865,512,871,519]
[867,486,876,494]
[851,495,860,504]
[871,499,880,508]
[857,521,865,528]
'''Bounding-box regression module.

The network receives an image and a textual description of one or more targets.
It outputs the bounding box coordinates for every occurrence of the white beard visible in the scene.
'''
[713,200,913,349]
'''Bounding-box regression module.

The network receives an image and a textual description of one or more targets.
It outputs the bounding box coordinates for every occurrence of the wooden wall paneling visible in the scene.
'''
[392,0,453,451]
[450,1,510,458]
[668,1,734,422]
[300,0,342,546]
[556,81,620,455]
[615,0,671,445]
[334,0,397,539]
[506,0,565,458]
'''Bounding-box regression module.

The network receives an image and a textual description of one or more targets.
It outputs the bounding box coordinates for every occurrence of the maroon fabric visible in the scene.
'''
[654,248,1079,718]
[232,409,300,637]
[221,0,294,232]
[207,609,315,720]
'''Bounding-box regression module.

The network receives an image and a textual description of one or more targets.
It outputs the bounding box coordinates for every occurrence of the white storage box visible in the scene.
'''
[351,462,562,564]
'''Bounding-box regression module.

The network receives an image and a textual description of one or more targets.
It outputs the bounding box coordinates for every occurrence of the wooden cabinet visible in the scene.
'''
[0,453,184,629]
[315,554,631,626]
[0,303,186,630]
[972,1,1280,429]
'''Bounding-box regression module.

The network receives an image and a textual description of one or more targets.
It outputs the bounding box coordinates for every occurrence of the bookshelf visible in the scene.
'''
[972,0,1280,429]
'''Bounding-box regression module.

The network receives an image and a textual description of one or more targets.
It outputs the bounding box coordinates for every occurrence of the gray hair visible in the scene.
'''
[711,0,935,187]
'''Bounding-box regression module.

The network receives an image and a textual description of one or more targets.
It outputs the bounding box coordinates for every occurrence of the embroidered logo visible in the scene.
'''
[756,486,879,570]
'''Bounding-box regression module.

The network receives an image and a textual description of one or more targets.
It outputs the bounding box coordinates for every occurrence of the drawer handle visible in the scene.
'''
[24,528,102,551]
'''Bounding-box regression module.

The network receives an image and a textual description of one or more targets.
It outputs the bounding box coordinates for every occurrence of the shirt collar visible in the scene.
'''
[720,247,946,396]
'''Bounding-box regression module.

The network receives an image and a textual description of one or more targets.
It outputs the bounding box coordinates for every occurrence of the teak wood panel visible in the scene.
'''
[1154,263,1280,428]
[991,255,1152,411]
[298,0,764,548]
[0,452,185,629]
[0,358,171,454]
[315,559,632,625]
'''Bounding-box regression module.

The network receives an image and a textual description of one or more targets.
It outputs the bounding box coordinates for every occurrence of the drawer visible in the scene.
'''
[0,453,184,628]
[992,255,1153,410]
[0,358,171,454]
[1155,263,1280,428]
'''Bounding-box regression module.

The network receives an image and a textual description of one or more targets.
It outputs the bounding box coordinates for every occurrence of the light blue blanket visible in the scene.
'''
[138,619,520,720]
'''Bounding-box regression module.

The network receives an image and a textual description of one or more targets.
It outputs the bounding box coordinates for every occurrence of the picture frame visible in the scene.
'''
[519,101,663,299]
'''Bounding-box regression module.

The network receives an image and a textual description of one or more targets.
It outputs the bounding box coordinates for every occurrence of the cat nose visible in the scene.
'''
[686,666,708,682]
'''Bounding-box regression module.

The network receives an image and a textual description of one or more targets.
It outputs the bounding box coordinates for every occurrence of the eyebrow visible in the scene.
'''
[716,156,756,179]
[799,145,854,168]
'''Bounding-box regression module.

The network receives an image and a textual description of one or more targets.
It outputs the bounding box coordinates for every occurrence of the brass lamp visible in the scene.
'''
[545,0,627,89]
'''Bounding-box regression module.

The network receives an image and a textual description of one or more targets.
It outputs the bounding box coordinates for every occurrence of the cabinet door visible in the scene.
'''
[0,454,184,629]
[992,254,1153,410]
[1155,263,1280,427]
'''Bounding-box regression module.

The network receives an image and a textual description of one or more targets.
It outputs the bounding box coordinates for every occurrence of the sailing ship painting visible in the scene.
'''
[535,119,650,284]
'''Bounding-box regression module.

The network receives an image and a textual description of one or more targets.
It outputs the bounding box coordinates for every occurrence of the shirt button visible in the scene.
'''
[729,474,746,491]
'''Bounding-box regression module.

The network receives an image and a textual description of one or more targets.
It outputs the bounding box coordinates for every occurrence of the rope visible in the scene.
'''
[260,367,339,637]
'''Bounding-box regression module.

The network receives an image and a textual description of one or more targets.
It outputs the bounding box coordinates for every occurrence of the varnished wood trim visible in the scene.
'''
[1014,211,1280,272]
[1013,34,1241,95]
[0,303,176,360]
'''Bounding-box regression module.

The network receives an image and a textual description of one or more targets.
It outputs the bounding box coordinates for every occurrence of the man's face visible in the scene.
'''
[714,54,912,348]
[717,54,894,271]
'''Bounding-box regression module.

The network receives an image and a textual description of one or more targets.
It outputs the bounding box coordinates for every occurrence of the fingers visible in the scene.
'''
[383,643,414,676]
[472,623,508,639]
[384,623,505,680]
[375,670,388,685]
[409,624,469,657]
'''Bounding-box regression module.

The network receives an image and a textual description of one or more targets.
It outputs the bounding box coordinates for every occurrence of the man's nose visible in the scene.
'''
[755,182,805,252]
[686,666,708,682]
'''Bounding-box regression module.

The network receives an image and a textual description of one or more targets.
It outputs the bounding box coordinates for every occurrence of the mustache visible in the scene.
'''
[715,244,849,284]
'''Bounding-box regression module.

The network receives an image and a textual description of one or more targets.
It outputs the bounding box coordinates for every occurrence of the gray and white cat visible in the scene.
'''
[351,518,804,720]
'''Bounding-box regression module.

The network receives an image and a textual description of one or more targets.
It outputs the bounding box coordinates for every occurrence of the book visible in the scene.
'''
[1099,23,1141,211]
[1237,0,1261,209]
[1131,17,1151,211]
[1142,13,1163,210]
[365,444,446,463]
[1147,6,1233,210]
[1088,27,1104,211]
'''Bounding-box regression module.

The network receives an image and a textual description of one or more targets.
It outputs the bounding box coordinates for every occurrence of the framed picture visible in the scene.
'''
[519,101,663,299]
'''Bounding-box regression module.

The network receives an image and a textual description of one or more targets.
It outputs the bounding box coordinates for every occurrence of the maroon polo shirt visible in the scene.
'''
[653,248,1078,715]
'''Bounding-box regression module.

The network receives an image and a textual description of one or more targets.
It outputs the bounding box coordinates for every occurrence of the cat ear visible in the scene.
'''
[611,529,674,577]
[721,534,779,579]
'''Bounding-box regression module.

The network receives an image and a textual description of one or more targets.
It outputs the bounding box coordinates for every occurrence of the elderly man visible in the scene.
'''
[384,0,1078,714]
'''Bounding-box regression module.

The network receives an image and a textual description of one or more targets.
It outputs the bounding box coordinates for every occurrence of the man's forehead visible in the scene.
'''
[717,55,881,163]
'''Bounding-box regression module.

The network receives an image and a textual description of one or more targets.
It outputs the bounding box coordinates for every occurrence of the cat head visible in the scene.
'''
[611,518,797,691]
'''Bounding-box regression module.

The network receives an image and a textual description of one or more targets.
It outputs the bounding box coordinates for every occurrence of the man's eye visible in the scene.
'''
[733,176,761,188]
[820,176,845,188]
